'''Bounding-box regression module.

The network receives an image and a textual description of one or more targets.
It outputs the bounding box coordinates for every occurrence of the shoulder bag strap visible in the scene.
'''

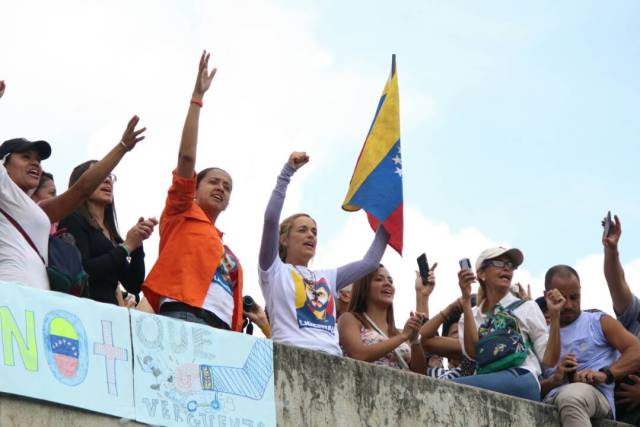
[0,206,46,265]
[363,312,411,371]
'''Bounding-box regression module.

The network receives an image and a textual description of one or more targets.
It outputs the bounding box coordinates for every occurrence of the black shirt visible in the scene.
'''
[58,212,145,305]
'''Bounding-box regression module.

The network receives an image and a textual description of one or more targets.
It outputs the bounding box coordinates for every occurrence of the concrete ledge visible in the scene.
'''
[273,343,628,427]
[0,392,143,427]
[0,342,632,426]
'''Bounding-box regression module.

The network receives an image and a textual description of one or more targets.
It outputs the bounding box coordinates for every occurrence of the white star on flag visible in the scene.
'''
[392,154,402,165]
[394,167,402,177]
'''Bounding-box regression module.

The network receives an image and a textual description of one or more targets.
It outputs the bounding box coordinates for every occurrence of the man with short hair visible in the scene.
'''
[540,264,640,426]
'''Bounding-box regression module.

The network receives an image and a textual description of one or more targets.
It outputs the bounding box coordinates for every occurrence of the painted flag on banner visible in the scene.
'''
[342,55,403,254]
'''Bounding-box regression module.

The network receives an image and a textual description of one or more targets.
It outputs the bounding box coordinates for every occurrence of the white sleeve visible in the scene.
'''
[457,314,474,360]
[522,301,549,361]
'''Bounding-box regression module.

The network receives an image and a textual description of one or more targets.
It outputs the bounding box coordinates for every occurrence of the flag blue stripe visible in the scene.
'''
[347,139,402,221]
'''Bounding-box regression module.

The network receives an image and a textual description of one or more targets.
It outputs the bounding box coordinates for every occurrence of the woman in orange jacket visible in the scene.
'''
[143,51,243,332]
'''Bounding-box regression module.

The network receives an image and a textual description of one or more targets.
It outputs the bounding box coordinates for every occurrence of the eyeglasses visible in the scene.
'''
[105,173,117,183]
[482,259,516,270]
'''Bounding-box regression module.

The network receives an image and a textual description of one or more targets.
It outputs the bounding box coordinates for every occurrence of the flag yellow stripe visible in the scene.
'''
[342,71,400,210]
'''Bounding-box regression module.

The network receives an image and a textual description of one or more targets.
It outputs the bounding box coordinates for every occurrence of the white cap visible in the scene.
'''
[475,247,524,272]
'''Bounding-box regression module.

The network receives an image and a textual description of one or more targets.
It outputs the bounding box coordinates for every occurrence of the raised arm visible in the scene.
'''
[40,116,146,223]
[541,288,565,368]
[415,263,437,316]
[335,226,388,290]
[420,299,464,359]
[258,152,308,271]
[603,215,633,315]
[458,269,478,358]
[176,51,217,178]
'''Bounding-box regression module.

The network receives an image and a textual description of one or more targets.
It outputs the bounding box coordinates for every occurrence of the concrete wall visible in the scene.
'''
[274,343,626,427]
[0,342,631,426]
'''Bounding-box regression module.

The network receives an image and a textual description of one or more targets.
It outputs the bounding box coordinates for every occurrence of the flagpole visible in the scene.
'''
[391,54,396,75]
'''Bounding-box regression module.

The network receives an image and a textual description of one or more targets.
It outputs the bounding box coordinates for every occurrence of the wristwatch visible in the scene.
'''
[598,367,615,384]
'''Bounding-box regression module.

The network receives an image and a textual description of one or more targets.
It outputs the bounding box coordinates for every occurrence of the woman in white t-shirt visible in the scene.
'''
[452,246,565,401]
[0,112,147,290]
[258,152,388,355]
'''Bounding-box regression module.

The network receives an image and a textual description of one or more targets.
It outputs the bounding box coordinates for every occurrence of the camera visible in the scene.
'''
[243,295,255,313]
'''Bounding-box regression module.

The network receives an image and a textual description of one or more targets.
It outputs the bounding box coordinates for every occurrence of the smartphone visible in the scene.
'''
[459,258,472,271]
[603,211,612,238]
[417,253,430,285]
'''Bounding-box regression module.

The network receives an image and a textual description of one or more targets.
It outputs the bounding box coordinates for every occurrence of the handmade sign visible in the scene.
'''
[0,283,135,418]
[131,310,276,427]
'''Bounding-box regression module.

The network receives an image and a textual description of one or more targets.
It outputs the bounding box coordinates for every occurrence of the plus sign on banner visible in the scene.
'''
[0,283,135,419]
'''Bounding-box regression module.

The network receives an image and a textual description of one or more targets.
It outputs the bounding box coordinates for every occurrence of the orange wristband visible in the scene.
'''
[190,97,203,107]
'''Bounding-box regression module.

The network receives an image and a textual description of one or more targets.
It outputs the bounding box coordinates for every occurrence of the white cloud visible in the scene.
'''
[316,204,640,326]
[0,0,437,311]
[10,0,636,335]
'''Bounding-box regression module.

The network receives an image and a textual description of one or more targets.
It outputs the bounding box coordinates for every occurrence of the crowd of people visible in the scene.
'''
[1,55,640,426]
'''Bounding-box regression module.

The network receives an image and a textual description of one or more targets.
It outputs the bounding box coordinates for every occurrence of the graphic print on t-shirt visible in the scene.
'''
[211,246,238,295]
[291,268,335,334]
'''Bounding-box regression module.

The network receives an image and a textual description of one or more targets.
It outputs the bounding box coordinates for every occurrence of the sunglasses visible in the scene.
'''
[105,173,117,183]
[482,259,516,270]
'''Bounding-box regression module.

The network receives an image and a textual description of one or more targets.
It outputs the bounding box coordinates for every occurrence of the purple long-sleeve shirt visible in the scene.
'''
[258,163,388,290]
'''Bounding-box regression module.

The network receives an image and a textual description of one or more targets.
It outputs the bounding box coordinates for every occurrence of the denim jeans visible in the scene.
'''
[451,368,540,401]
[160,310,209,326]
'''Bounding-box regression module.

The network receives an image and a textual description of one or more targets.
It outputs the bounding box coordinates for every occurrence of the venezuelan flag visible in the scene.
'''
[342,55,403,254]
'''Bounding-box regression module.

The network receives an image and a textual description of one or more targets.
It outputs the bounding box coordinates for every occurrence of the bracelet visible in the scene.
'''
[119,140,130,151]
[411,335,421,345]
[190,97,203,107]
[119,243,131,257]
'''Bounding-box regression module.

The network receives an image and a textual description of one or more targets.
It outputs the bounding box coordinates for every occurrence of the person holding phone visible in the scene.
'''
[601,214,637,334]
[257,151,388,355]
[599,214,640,423]
[451,247,565,401]
[142,51,244,332]
[338,264,428,372]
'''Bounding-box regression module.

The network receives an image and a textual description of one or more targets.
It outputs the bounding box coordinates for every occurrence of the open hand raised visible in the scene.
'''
[120,115,146,151]
[193,50,217,98]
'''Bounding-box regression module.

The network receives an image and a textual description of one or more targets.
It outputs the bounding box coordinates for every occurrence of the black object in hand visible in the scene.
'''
[417,253,430,285]
[243,295,255,313]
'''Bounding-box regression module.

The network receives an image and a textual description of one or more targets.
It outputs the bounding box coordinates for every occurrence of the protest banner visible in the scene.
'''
[0,283,135,418]
[131,310,276,427]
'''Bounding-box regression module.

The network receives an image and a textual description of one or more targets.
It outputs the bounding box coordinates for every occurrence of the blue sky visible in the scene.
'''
[1,0,639,315]
[298,0,640,275]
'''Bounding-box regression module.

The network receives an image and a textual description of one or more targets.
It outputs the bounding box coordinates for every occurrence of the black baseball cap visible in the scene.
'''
[0,138,51,160]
